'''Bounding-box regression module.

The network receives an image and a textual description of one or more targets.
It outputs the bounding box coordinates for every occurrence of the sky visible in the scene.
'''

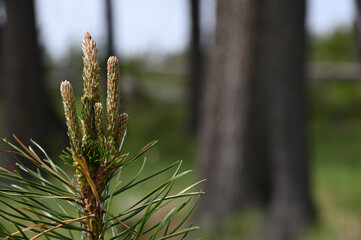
[34,0,355,60]
[308,0,355,34]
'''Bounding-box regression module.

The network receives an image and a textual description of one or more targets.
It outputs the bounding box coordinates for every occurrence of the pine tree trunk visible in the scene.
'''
[259,0,314,239]
[188,0,203,135]
[197,0,313,238]
[2,0,66,158]
[105,0,114,58]
[355,0,361,60]
[197,0,269,225]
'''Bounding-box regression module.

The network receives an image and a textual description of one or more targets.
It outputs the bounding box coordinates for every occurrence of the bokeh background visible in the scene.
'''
[0,0,360,239]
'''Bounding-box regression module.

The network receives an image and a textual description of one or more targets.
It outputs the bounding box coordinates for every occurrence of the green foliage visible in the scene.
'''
[199,209,261,240]
[311,82,361,120]
[0,33,202,239]
[303,116,361,240]
[310,27,357,62]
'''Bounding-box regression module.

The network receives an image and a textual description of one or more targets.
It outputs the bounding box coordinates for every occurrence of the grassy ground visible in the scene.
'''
[303,82,361,240]
[306,118,361,240]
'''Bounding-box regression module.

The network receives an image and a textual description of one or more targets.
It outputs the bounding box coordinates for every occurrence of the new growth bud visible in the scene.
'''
[106,56,122,150]
[117,113,128,144]
[60,80,82,156]
[82,32,100,103]
[95,102,104,139]
[60,32,127,164]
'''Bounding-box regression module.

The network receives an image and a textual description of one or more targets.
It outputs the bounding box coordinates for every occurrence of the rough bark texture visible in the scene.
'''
[197,0,264,224]
[197,0,313,238]
[2,0,66,157]
[188,0,203,135]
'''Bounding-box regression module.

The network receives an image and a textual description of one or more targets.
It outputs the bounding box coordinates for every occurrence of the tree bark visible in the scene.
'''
[259,0,314,239]
[2,0,66,158]
[197,0,267,225]
[197,0,313,238]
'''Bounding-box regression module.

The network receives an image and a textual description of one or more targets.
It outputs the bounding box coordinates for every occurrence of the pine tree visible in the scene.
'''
[0,33,202,240]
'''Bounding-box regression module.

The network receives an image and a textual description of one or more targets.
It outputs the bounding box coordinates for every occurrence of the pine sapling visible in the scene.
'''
[0,32,203,240]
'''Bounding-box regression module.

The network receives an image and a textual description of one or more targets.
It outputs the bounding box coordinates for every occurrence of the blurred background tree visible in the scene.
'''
[197,1,313,240]
[105,0,115,58]
[188,0,203,135]
[2,0,66,161]
[0,0,360,239]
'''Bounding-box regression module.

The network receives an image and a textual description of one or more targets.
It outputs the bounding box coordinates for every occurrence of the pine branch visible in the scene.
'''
[0,32,203,240]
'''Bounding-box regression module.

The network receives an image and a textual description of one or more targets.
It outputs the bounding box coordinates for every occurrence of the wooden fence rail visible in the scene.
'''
[309,62,361,82]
